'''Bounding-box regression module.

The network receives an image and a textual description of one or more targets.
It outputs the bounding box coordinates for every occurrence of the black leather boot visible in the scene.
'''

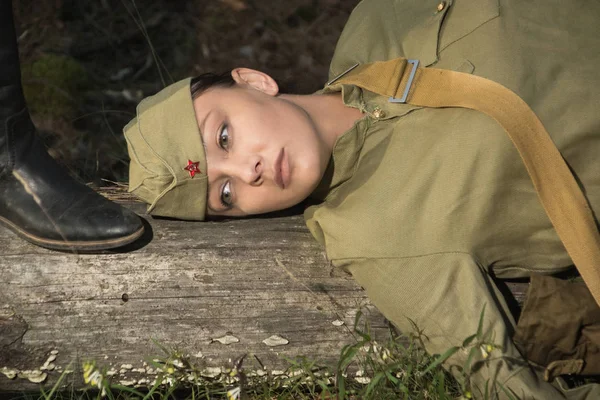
[0,1,144,251]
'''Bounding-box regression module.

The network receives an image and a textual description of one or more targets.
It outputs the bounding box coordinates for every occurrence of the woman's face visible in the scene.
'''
[193,69,331,217]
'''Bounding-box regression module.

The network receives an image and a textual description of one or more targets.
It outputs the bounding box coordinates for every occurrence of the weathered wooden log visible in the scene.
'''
[0,191,528,391]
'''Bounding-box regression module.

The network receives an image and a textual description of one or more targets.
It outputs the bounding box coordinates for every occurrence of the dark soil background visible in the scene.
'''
[12,0,358,185]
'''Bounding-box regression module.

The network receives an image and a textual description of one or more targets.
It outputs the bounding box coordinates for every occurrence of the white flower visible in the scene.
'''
[480,344,494,359]
[227,386,241,400]
[82,362,107,397]
[381,348,391,361]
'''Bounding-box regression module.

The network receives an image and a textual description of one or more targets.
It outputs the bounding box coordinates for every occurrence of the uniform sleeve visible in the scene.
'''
[340,252,568,399]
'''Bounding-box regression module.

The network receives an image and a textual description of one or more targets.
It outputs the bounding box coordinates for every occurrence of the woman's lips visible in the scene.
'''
[274,148,290,189]
[281,149,290,189]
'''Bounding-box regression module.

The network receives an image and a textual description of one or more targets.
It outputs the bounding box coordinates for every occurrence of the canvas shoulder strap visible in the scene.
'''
[334,58,600,306]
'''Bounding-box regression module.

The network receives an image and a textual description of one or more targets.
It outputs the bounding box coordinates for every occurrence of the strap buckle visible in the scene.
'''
[388,59,420,103]
[326,63,360,86]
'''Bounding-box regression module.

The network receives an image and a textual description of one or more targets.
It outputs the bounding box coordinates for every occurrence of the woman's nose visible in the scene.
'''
[240,155,263,185]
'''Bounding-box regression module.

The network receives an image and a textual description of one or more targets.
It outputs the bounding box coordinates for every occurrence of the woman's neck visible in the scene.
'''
[280,92,364,153]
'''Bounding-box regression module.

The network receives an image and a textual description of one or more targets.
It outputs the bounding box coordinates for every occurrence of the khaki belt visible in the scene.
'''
[334,57,600,306]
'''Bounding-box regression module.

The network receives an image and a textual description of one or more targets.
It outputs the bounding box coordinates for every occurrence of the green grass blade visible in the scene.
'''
[142,375,164,400]
[422,346,459,375]
[497,382,519,400]
[365,372,384,398]
[337,372,346,400]
[44,363,73,400]
[339,344,360,372]
[109,384,146,397]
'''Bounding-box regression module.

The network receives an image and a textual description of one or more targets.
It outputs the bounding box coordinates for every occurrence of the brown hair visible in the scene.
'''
[190,72,235,99]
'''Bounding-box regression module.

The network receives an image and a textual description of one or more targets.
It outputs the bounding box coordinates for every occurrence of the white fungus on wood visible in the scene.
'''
[172,359,184,368]
[331,320,345,326]
[18,369,47,383]
[193,351,204,358]
[0,367,18,380]
[200,367,222,378]
[353,369,371,384]
[212,334,240,345]
[137,378,150,385]
[42,363,55,371]
[40,354,57,371]
[247,369,267,377]
[262,335,289,347]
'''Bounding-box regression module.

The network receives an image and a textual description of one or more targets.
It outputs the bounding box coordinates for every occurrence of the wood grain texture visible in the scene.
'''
[0,195,529,391]
[0,199,391,391]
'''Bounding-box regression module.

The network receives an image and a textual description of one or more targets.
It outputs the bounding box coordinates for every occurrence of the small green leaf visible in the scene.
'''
[476,304,487,338]
[462,333,477,348]
[353,309,363,330]
[385,370,399,384]
[339,344,360,371]
[465,345,480,372]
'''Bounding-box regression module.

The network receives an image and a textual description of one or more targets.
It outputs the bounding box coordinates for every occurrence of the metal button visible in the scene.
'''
[437,2,446,12]
[372,107,385,119]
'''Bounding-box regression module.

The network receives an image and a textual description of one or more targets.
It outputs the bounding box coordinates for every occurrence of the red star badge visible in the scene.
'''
[184,160,201,178]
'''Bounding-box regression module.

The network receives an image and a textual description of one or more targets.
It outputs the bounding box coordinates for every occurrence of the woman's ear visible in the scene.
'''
[231,68,279,96]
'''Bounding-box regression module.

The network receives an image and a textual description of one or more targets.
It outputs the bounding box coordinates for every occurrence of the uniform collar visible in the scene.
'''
[308,80,418,202]
[309,82,370,201]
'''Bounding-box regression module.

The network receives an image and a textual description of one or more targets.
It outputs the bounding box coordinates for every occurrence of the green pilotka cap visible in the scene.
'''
[124,78,208,221]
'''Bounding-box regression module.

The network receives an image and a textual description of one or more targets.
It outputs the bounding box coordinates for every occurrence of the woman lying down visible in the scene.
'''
[123,0,600,398]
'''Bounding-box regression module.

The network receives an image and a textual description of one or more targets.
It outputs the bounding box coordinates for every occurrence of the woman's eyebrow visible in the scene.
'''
[199,109,212,137]
[199,109,215,214]
[206,182,218,214]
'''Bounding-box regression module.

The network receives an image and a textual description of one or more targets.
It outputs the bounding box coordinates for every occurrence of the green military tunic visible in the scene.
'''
[304,0,600,398]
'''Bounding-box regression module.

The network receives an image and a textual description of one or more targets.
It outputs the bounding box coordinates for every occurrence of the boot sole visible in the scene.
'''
[0,215,145,251]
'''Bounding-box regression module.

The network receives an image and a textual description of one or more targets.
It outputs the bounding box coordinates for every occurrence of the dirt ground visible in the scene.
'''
[12,0,358,184]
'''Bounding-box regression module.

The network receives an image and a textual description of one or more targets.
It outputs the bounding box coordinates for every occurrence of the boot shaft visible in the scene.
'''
[0,0,31,174]
[0,0,25,92]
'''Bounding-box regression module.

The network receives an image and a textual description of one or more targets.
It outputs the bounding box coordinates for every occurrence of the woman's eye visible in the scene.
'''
[220,181,233,207]
[218,125,229,150]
